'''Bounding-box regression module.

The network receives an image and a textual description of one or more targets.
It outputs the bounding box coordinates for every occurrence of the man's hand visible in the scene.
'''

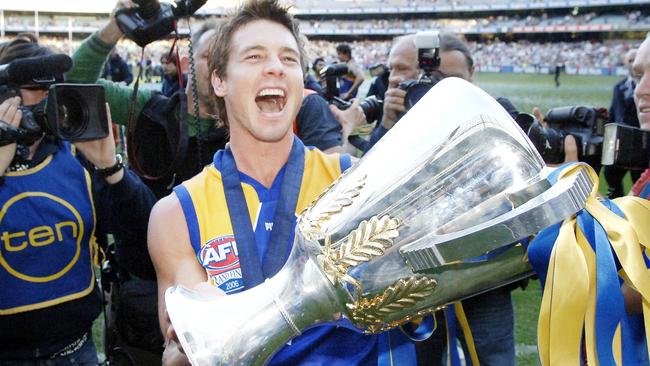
[329,99,366,138]
[533,106,579,165]
[74,103,124,183]
[0,97,22,174]
[381,86,407,130]
[162,282,225,366]
[99,0,136,45]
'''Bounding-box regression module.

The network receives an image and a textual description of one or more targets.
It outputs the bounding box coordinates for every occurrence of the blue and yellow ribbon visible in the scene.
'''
[528,162,650,365]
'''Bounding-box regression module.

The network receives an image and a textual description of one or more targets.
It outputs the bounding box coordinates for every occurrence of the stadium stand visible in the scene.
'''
[0,0,647,75]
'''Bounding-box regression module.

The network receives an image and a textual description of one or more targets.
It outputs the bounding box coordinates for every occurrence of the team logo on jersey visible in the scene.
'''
[198,235,244,293]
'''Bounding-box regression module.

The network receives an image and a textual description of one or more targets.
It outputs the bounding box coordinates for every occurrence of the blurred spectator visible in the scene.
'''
[160,54,188,97]
[336,43,366,100]
[102,49,134,85]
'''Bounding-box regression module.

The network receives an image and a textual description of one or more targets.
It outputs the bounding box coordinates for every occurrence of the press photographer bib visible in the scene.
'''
[0,141,97,314]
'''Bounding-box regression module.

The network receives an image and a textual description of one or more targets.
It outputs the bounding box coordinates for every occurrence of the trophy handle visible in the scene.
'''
[401,167,593,270]
[165,240,347,366]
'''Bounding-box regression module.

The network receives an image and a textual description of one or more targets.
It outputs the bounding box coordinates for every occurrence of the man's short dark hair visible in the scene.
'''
[440,33,474,71]
[208,0,305,125]
[336,44,352,58]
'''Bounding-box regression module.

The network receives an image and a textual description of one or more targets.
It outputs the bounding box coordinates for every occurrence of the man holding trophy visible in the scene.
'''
[148,0,416,364]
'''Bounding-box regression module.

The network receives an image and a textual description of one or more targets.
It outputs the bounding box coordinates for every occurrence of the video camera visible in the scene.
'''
[320,63,383,123]
[0,54,108,147]
[602,123,650,170]
[515,106,606,168]
[399,31,444,111]
[116,0,207,48]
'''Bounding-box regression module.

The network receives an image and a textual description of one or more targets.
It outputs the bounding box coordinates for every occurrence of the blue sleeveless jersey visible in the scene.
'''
[175,146,384,365]
[0,142,97,314]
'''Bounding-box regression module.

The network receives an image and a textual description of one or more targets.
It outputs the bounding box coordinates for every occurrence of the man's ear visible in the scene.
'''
[211,71,227,97]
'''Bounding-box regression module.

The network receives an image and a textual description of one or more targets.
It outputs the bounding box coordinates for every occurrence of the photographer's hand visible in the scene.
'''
[330,99,365,138]
[532,106,579,164]
[99,0,135,45]
[381,86,406,130]
[0,97,22,175]
[328,99,365,155]
[74,104,124,184]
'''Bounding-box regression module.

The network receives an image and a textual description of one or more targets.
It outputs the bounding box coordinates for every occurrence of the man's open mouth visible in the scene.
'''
[255,88,286,113]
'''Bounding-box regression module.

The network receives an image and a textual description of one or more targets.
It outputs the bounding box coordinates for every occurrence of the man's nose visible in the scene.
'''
[388,74,404,88]
[264,55,286,77]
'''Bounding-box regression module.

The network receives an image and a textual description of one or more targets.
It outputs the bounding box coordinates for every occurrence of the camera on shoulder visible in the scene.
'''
[0,82,108,146]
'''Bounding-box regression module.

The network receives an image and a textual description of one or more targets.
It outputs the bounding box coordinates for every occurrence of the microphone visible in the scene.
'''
[0,54,73,85]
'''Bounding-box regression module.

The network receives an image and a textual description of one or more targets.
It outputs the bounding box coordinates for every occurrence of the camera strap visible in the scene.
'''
[126,33,189,181]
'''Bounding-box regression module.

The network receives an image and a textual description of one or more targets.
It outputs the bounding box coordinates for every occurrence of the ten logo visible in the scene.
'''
[0,192,85,282]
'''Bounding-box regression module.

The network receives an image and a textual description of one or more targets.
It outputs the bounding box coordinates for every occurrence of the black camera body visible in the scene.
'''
[602,123,650,170]
[331,95,384,124]
[518,106,606,167]
[320,63,383,123]
[0,83,108,145]
[116,0,207,47]
[320,62,348,101]
[398,31,442,111]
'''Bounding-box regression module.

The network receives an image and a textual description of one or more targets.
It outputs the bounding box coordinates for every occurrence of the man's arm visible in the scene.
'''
[148,194,206,335]
[66,7,153,125]
[343,61,366,100]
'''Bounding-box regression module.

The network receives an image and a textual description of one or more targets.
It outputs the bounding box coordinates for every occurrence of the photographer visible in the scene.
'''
[0,37,155,365]
[606,48,642,198]
[67,3,228,200]
[630,35,650,198]
[342,32,519,366]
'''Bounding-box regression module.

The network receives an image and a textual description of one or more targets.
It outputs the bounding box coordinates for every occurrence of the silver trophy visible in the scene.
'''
[165,77,593,365]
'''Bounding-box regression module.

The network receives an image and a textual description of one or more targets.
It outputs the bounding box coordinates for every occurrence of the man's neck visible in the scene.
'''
[229,133,294,188]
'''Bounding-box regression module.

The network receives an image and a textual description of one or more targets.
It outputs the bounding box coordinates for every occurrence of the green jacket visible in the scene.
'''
[67,32,214,136]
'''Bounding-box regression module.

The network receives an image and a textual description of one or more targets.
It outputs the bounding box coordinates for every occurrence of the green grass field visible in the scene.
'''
[95,72,631,365]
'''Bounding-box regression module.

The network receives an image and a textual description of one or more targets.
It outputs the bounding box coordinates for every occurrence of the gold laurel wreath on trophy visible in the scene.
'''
[299,174,438,333]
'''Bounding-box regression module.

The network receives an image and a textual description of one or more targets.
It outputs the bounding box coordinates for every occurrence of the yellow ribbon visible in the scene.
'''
[536,163,650,365]
[453,301,480,366]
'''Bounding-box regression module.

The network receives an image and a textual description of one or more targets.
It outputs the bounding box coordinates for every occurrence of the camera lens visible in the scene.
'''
[53,88,88,139]
[359,96,383,123]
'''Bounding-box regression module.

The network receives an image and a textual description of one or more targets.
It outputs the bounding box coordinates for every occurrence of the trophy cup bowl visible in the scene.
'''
[165,77,593,365]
